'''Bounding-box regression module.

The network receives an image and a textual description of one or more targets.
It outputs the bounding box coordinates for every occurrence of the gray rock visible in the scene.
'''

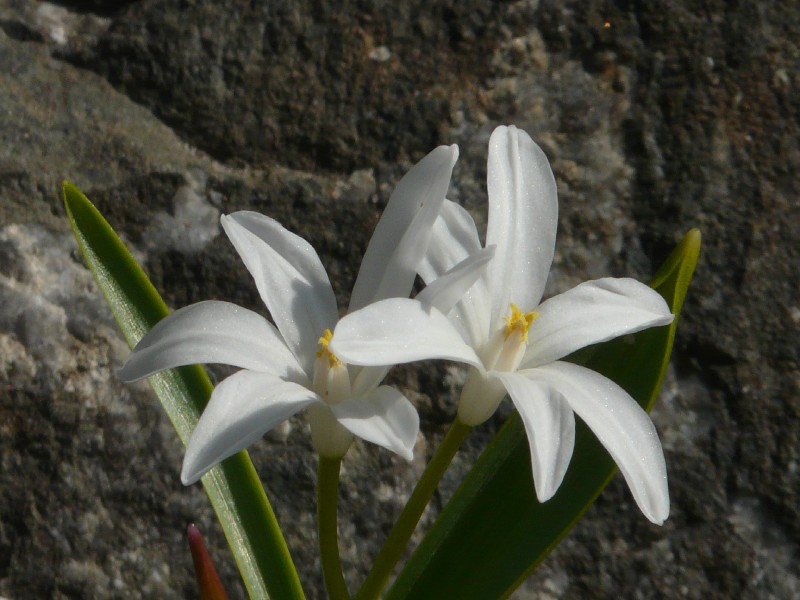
[0,0,797,598]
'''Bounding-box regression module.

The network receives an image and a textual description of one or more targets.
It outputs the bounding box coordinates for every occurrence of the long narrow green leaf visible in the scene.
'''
[63,181,306,600]
[388,229,701,600]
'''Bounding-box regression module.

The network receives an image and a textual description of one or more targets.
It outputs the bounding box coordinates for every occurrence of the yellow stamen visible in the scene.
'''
[316,329,342,367]
[503,303,538,342]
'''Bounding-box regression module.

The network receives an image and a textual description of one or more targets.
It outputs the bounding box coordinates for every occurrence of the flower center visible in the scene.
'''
[313,329,351,404]
[503,303,538,342]
[460,304,539,426]
[483,303,539,373]
[316,329,342,367]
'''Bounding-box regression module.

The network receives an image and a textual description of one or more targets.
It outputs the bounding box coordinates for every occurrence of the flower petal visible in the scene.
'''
[118,301,304,382]
[181,370,319,484]
[351,365,391,398]
[221,212,339,375]
[418,199,492,348]
[486,125,558,324]
[522,278,674,369]
[524,361,669,524]
[349,144,459,311]
[331,386,419,461]
[492,371,576,502]
[331,298,483,369]
[417,199,483,281]
[416,245,495,316]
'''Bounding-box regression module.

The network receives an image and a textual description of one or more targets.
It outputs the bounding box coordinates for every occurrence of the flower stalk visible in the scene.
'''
[356,419,472,600]
[318,457,352,600]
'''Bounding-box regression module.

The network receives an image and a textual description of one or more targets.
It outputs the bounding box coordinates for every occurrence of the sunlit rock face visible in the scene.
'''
[1,1,798,598]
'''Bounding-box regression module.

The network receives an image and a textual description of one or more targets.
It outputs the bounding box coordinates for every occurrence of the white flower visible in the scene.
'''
[119,144,463,484]
[331,125,674,524]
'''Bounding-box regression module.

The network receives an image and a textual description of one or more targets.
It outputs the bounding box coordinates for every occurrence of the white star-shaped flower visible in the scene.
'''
[119,144,466,484]
[331,125,674,524]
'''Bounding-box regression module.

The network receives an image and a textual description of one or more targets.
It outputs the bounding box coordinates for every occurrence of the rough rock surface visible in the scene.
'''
[0,0,798,598]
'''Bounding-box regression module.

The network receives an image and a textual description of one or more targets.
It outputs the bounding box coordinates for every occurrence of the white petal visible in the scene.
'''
[349,145,459,311]
[221,212,339,375]
[118,301,304,382]
[416,246,495,316]
[331,386,419,460]
[418,199,483,281]
[331,298,483,368]
[351,365,391,398]
[418,200,492,349]
[486,125,558,325]
[492,371,575,502]
[181,370,319,484]
[525,362,669,524]
[523,278,674,369]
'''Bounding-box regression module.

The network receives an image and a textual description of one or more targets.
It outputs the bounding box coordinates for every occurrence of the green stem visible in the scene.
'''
[318,456,352,600]
[356,419,472,600]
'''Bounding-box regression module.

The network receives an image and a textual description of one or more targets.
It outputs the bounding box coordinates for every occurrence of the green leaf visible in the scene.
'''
[63,182,306,600]
[388,229,701,600]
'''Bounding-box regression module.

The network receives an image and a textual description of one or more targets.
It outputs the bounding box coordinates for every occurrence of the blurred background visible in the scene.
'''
[0,1,797,598]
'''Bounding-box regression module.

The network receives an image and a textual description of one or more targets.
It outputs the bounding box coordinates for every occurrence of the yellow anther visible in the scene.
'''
[316,329,342,367]
[503,304,538,342]
[316,329,333,352]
